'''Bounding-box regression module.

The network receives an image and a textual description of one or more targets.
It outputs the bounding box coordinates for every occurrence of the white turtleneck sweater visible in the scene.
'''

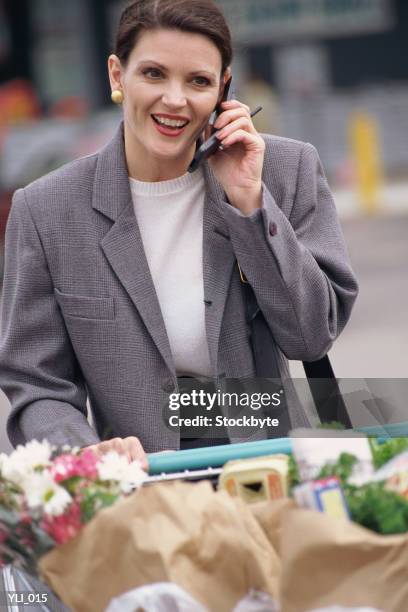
[129,168,212,378]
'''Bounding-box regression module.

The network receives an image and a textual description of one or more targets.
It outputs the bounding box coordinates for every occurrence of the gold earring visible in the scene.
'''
[111,89,124,104]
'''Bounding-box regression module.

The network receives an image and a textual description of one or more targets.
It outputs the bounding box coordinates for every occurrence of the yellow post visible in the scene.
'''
[349,112,383,214]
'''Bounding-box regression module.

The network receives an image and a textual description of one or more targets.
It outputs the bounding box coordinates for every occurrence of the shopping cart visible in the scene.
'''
[2,421,407,610]
[146,421,408,483]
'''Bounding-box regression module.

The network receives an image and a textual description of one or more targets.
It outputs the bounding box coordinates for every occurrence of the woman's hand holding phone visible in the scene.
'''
[208,99,265,216]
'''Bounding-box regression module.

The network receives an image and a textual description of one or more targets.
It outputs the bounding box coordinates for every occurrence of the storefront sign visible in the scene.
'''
[216,0,393,43]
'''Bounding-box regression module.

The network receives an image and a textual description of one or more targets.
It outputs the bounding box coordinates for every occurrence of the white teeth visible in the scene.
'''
[153,115,188,128]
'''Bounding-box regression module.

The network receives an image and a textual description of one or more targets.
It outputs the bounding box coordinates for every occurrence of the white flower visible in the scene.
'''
[97,451,128,481]
[120,461,147,493]
[97,452,147,493]
[1,440,53,486]
[21,472,72,516]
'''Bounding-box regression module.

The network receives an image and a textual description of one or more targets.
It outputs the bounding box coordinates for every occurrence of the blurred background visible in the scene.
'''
[0,0,407,451]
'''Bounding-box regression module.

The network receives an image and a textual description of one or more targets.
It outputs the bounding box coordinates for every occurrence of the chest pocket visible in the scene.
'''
[54,288,115,320]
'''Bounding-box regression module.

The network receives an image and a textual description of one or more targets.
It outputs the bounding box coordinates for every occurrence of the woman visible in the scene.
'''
[0,0,358,465]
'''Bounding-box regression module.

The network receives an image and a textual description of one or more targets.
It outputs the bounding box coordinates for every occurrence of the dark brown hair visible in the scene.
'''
[115,0,232,75]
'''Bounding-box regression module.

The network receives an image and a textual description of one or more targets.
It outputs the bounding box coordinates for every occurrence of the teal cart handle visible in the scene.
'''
[147,438,292,475]
[147,422,408,475]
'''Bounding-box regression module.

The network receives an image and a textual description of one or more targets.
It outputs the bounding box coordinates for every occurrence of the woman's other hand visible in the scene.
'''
[84,436,148,470]
[208,99,266,215]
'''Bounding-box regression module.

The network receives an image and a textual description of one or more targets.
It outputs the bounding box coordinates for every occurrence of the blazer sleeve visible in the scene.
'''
[0,189,100,447]
[220,141,359,362]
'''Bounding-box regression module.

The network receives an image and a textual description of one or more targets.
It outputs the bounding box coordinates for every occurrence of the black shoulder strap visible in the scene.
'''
[240,265,352,428]
[302,356,352,428]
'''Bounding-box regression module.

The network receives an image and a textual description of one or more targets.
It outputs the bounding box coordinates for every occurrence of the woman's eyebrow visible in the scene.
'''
[137,59,216,79]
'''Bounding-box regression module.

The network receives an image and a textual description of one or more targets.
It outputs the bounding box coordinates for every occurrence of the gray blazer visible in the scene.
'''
[0,124,358,452]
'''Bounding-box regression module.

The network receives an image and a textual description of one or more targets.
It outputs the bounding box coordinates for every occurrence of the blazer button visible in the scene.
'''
[269,221,278,236]
[162,378,175,392]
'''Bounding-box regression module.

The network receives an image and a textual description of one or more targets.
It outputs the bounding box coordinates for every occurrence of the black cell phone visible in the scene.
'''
[187,76,234,173]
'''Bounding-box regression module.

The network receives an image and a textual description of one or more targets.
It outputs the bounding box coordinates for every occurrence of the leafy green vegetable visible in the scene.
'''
[314,445,408,534]
[318,452,357,483]
[289,435,408,534]
[288,455,300,488]
[345,483,408,534]
[369,437,408,469]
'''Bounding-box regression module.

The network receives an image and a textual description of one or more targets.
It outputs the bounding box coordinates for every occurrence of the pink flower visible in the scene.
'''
[77,449,99,478]
[41,501,82,545]
[51,450,98,483]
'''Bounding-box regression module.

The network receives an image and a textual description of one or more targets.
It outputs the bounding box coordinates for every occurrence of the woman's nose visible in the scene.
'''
[161,84,187,108]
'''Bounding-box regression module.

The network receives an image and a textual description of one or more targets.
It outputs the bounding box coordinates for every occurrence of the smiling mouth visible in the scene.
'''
[151,114,190,129]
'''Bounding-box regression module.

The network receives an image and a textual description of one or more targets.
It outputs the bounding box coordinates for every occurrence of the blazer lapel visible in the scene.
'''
[92,125,175,376]
[201,162,236,375]
[92,124,236,379]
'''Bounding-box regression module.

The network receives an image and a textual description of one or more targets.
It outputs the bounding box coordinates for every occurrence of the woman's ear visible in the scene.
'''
[108,54,123,92]
[217,67,233,104]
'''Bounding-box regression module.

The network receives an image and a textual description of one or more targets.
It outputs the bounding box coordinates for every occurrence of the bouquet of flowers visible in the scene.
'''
[0,440,147,574]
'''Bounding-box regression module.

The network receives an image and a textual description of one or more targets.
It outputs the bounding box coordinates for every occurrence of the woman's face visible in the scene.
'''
[109,28,229,168]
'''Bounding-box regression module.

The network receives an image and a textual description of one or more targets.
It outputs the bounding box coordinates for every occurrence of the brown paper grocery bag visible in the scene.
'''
[279,507,408,612]
[39,481,281,612]
[250,498,295,556]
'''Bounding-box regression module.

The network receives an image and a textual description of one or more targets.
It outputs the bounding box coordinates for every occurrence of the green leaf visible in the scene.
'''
[79,488,119,523]
[317,421,346,430]
[370,437,408,469]
[345,483,408,534]
[317,452,358,484]
[288,455,300,487]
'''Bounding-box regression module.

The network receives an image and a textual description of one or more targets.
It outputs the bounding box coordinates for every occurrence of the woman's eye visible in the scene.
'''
[142,69,210,86]
[143,68,162,79]
[194,77,210,85]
